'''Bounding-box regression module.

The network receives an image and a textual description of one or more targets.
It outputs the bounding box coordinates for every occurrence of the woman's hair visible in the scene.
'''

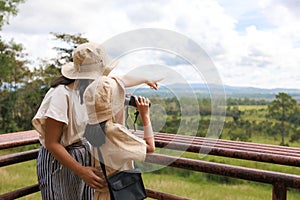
[51,76,90,104]
[78,79,90,104]
[51,76,74,88]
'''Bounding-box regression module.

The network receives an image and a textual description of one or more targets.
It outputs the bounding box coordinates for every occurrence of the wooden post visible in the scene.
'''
[272,183,287,200]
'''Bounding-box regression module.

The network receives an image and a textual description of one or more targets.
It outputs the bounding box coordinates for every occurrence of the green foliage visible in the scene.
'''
[268,93,297,121]
[226,97,269,106]
[0,0,25,30]
[0,40,29,85]
[50,32,89,66]
[128,96,300,146]
[290,128,300,143]
[0,33,89,133]
[226,106,242,122]
[0,40,31,133]
[267,92,298,145]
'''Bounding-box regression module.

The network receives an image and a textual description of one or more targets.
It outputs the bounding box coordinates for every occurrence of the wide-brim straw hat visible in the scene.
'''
[61,42,118,80]
[84,76,125,124]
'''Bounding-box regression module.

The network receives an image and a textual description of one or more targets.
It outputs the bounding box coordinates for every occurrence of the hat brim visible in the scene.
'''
[103,60,119,76]
[61,60,119,80]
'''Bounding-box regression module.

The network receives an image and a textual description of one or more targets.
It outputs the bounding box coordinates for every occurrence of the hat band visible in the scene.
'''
[75,62,104,73]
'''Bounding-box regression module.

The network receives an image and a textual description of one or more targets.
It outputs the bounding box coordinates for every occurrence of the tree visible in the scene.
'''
[0,40,30,133]
[0,0,27,133]
[290,128,300,143]
[226,106,242,123]
[50,32,89,66]
[0,0,92,133]
[30,32,89,89]
[0,39,29,84]
[0,0,25,30]
[267,92,298,145]
[1,0,28,87]
[0,32,89,133]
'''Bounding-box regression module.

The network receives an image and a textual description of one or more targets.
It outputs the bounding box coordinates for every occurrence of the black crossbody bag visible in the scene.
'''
[84,122,147,200]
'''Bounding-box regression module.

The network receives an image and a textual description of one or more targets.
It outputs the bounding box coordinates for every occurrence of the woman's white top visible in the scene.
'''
[32,85,88,147]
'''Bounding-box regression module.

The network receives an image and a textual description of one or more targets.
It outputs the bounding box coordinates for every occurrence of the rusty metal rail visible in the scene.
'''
[145,153,300,200]
[0,184,40,200]
[135,131,300,167]
[0,131,189,200]
[0,130,39,150]
[0,149,39,167]
[0,185,188,200]
[146,189,190,200]
[1,130,300,200]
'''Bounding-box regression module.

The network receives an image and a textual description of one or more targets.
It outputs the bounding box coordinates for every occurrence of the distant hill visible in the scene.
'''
[222,85,300,101]
[126,83,300,102]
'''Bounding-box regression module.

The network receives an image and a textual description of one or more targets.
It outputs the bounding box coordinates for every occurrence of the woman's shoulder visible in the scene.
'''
[51,85,70,94]
[36,85,72,109]
[45,85,72,98]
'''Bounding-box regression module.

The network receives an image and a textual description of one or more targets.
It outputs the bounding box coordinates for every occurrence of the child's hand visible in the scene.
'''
[135,96,151,126]
[145,77,164,90]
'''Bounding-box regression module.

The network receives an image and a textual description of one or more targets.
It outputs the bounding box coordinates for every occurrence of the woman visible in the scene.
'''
[83,74,161,200]
[32,42,116,199]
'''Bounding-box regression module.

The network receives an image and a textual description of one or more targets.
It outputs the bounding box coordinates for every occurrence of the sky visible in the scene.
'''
[1,0,300,89]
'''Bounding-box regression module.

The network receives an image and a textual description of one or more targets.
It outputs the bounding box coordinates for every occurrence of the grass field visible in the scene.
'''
[237,105,268,111]
[1,146,300,200]
[143,172,300,200]
[1,160,300,200]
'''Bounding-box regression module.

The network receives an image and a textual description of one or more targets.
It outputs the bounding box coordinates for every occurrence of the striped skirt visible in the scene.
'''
[37,141,94,200]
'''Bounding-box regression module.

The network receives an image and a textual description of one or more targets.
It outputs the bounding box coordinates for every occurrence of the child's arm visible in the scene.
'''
[134,96,155,152]
[116,74,163,90]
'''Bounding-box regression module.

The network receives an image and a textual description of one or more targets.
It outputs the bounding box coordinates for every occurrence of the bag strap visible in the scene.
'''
[97,147,116,200]
[96,121,109,179]
[97,147,108,180]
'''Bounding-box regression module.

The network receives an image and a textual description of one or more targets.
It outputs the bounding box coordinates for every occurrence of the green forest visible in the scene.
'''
[0,31,89,133]
[129,93,300,147]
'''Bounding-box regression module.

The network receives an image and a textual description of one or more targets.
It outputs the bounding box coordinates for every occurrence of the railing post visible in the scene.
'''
[272,182,287,200]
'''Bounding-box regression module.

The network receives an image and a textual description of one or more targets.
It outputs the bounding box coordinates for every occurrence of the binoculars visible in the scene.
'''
[124,96,151,108]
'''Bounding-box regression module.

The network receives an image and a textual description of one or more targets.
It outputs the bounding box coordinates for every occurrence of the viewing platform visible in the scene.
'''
[1,130,300,200]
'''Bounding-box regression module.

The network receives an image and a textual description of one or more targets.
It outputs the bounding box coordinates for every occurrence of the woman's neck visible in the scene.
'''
[66,82,76,90]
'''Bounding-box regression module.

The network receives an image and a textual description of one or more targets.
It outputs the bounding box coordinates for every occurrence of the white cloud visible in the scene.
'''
[1,0,299,89]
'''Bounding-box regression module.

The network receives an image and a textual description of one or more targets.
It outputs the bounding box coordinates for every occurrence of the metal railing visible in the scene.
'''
[1,130,300,200]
